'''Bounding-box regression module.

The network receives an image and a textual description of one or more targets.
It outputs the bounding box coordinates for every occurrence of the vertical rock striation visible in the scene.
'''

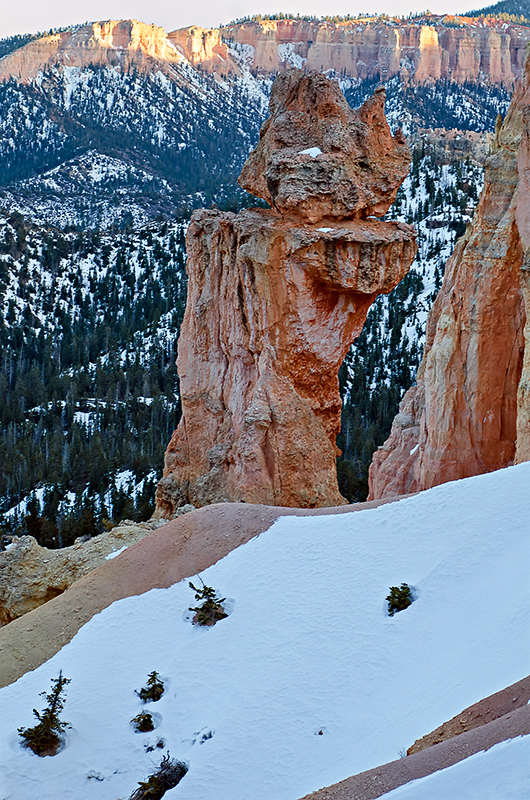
[174,18,530,89]
[0,20,185,84]
[369,49,530,499]
[155,70,416,515]
[3,18,530,90]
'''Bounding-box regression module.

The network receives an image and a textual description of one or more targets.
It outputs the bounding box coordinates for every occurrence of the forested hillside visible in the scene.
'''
[0,62,270,228]
[463,0,530,19]
[337,147,484,500]
[0,215,186,544]
[0,144,485,539]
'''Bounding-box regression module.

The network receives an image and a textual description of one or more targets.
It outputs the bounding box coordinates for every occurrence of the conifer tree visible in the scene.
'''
[18,671,71,756]
[136,671,165,703]
[189,578,227,626]
[386,583,413,616]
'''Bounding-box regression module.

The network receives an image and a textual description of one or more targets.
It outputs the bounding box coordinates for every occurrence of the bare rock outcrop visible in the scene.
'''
[0,20,186,84]
[406,675,530,755]
[176,17,530,89]
[0,520,163,625]
[369,49,530,499]
[3,17,530,90]
[155,71,416,516]
[239,75,409,221]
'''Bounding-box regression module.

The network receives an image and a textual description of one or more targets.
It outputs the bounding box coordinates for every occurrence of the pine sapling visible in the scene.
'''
[189,577,227,626]
[136,671,165,703]
[386,583,413,616]
[18,671,71,756]
[132,711,155,733]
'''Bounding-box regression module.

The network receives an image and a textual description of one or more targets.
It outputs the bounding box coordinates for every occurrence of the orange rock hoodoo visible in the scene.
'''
[155,71,416,515]
[369,50,530,499]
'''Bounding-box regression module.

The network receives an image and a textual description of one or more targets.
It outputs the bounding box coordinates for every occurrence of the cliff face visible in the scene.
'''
[2,17,530,88]
[180,17,530,88]
[155,71,416,515]
[0,20,185,83]
[369,48,530,499]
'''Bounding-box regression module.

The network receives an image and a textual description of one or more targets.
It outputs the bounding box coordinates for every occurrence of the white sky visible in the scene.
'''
[1,0,483,39]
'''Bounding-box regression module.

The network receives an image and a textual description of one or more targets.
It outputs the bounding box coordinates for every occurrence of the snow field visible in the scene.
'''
[1,463,529,800]
[381,734,530,800]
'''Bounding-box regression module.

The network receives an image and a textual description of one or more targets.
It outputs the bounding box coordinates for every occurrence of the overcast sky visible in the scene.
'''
[1,0,482,39]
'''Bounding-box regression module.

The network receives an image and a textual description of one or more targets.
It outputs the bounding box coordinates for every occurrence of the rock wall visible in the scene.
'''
[180,17,530,88]
[155,71,416,515]
[0,20,186,83]
[2,17,530,88]
[369,49,530,499]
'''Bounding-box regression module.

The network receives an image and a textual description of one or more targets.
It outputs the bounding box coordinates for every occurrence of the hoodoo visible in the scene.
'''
[155,70,416,515]
[369,49,530,499]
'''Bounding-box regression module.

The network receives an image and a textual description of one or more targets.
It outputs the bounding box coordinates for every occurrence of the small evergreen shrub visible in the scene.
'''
[386,583,413,616]
[129,753,188,799]
[136,671,165,703]
[18,671,71,756]
[132,711,155,732]
[189,578,228,626]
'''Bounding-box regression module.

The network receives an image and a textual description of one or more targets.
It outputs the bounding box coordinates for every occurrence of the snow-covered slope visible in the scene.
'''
[0,50,271,227]
[381,734,530,800]
[1,463,528,800]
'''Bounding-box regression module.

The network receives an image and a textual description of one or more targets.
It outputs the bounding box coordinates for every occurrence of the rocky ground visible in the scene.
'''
[0,518,167,625]
[300,682,530,800]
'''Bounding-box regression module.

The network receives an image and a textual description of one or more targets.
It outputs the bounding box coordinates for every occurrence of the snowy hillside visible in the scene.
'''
[343,75,510,135]
[0,214,187,542]
[1,463,528,800]
[0,26,509,230]
[0,52,271,227]
[382,734,530,800]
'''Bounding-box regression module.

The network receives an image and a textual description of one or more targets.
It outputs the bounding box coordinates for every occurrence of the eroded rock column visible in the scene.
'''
[369,52,530,499]
[156,70,416,515]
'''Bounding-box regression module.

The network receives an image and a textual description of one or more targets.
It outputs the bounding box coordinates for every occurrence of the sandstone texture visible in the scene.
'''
[0,20,186,84]
[369,48,530,499]
[180,17,530,88]
[155,71,415,515]
[0,520,163,625]
[239,74,409,222]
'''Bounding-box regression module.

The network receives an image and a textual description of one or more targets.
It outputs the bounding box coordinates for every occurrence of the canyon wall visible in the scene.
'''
[2,17,530,88]
[0,20,186,83]
[176,17,530,88]
[155,71,416,515]
[369,49,530,499]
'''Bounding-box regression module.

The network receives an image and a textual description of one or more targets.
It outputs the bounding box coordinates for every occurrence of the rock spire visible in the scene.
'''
[155,70,416,515]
